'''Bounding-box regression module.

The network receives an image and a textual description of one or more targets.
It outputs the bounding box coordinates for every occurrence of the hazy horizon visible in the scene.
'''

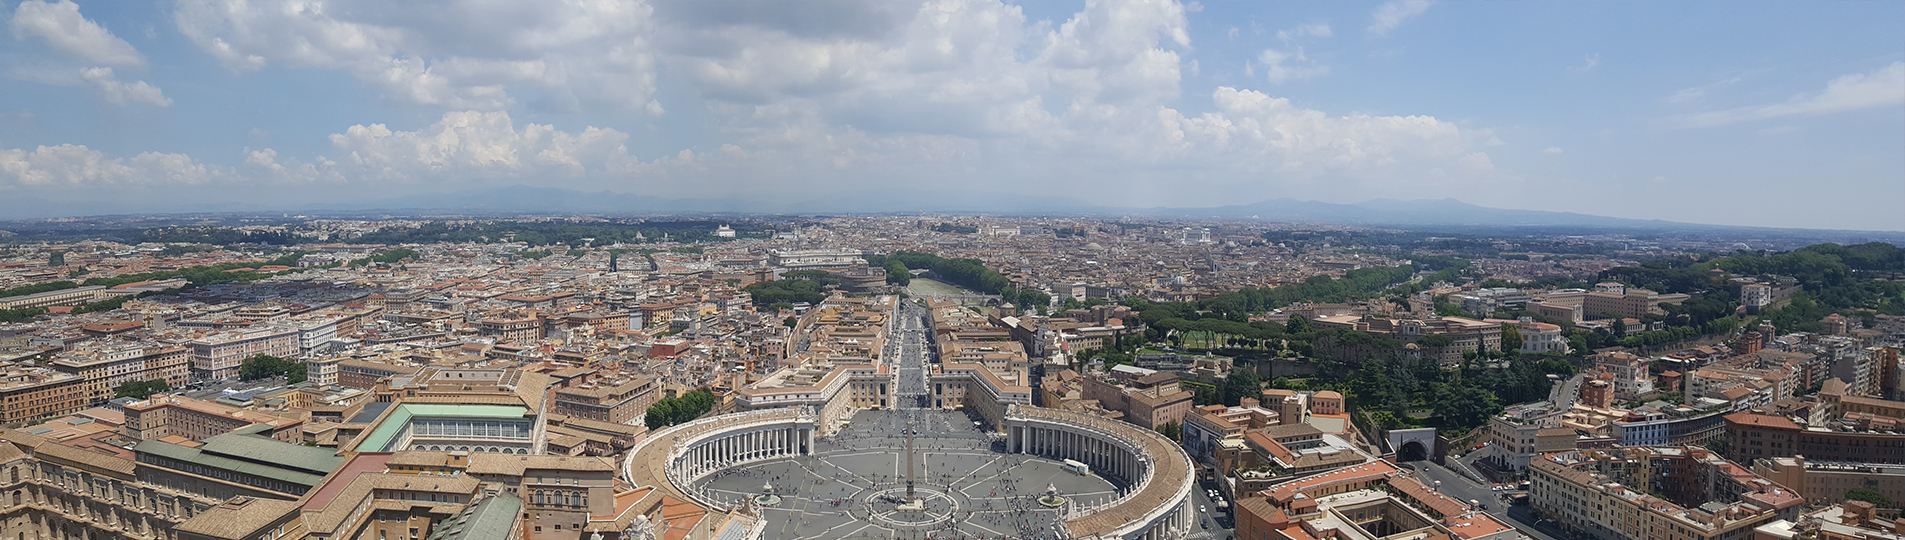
[2,0,1901,231]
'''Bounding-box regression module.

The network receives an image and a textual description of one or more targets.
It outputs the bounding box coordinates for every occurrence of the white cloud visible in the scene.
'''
[9,0,144,66]
[326,111,641,181]
[6,0,170,108]
[1367,1,1430,36]
[4,0,1504,208]
[1675,62,1905,128]
[79,67,171,107]
[172,0,659,111]
[1258,48,1328,84]
[1568,53,1600,72]
[0,144,224,187]
[1259,22,1333,85]
[1543,147,1562,155]
[1276,22,1331,41]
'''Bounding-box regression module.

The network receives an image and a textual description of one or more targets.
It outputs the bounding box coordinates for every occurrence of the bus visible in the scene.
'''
[1062,459,1090,475]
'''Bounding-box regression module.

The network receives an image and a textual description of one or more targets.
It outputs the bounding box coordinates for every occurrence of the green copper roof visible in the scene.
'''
[425,491,524,540]
[355,404,530,452]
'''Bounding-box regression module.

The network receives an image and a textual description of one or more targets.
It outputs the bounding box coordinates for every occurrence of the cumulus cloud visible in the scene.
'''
[7,0,1505,208]
[1674,62,1905,128]
[79,67,172,106]
[9,0,144,66]
[1368,1,1430,36]
[325,110,643,181]
[172,0,659,111]
[0,144,224,187]
[6,0,170,108]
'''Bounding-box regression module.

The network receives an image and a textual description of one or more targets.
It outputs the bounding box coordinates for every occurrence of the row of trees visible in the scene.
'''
[645,389,717,430]
[862,251,1050,309]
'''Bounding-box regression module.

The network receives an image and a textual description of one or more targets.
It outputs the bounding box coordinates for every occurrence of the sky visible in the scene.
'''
[1,0,1901,231]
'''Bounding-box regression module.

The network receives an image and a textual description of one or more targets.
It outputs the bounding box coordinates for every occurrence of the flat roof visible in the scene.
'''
[354,404,530,452]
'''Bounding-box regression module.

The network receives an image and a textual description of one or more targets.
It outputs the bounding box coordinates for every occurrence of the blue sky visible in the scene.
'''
[2,0,1901,231]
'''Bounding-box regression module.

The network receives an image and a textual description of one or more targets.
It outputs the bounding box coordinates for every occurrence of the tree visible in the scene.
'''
[1155,420,1183,442]
[1222,366,1261,406]
[113,379,169,400]
[645,389,717,430]
[1285,315,1311,334]
[48,251,64,267]
[238,354,306,382]
[1500,323,1524,353]
[884,261,911,286]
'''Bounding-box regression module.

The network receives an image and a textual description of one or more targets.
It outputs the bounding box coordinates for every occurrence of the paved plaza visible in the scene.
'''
[694,409,1123,540]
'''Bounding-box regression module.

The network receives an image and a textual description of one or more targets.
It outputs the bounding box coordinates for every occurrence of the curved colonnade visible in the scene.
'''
[622,405,1192,540]
[623,407,818,511]
[1004,405,1194,540]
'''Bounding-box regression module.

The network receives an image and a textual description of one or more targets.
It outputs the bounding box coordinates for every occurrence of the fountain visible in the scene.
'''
[755,481,782,507]
[1037,483,1067,508]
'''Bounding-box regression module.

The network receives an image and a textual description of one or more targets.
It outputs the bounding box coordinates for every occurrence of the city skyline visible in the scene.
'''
[1,0,1902,231]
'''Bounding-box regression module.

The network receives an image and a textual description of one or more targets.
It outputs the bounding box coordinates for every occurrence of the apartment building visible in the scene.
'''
[479,311,546,343]
[336,357,426,389]
[1530,446,1803,540]
[1080,370,1196,430]
[49,343,191,405]
[119,394,304,443]
[187,327,300,380]
[1753,456,1905,508]
[929,362,1033,428]
[1183,398,1280,465]
[1237,460,1521,540]
[0,368,89,423]
[551,374,659,425]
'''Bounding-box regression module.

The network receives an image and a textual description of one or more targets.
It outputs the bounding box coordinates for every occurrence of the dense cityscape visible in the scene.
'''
[0,214,1897,540]
[4,0,1901,539]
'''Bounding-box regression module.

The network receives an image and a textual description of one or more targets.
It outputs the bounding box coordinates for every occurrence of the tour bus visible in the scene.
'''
[1062,459,1090,475]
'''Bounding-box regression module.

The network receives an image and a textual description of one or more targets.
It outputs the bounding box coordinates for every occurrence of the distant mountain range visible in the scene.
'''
[5,185,1899,239]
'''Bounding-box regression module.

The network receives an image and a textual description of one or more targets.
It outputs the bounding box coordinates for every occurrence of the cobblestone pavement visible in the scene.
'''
[696,409,1122,540]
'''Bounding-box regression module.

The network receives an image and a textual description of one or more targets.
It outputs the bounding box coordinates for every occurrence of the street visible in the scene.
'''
[1405,459,1563,540]
[889,299,935,408]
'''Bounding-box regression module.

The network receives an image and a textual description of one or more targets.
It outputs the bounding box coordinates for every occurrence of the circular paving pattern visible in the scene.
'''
[692,409,1124,540]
